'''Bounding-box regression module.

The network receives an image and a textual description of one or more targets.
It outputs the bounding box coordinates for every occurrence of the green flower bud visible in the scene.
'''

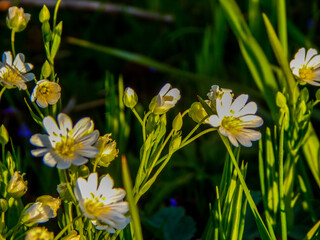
[54,21,63,36]
[7,171,27,199]
[169,134,181,153]
[61,230,80,240]
[78,165,90,178]
[172,112,182,131]
[188,102,209,123]
[0,199,8,213]
[39,5,50,23]
[0,124,9,145]
[36,195,61,218]
[123,87,138,109]
[6,6,31,32]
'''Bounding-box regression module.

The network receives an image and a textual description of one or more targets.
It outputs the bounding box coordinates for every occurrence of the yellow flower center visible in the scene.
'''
[163,95,174,102]
[37,84,51,96]
[1,68,22,86]
[53,136,76,158]
[221,116,243,131]
[299,65,314,80]
[84,193,109,217]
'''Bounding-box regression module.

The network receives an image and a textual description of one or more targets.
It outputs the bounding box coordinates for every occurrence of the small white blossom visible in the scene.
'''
[149,83,181,114]
[74,173,130,233]
[30,113,99,169]
[0,51,35,90]
[209,92,263,147]
[290,48,320,86]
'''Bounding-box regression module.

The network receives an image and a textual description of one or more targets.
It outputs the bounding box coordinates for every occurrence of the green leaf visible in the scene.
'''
[24,98,43,127]
[0,124,9,145]
[41,60,51,79]
[122,156,143,240]
[315,88,320,100]
[41,21,52,43]
[51,21,63,59]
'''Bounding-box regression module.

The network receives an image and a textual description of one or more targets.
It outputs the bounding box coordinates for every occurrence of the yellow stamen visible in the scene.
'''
[299,65,314,80]
[221,116,243,131]
[84,193,109,216]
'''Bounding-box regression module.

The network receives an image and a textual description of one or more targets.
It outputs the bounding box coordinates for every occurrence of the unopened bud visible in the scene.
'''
[7,171,27,198]
[172,112,182,131]
[6,6,31,32]
[123,87,138,109]
[39,5,50,23]
[0,199,8,213]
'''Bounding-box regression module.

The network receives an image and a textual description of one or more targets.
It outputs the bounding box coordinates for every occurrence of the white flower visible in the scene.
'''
[149,83,181,114]
[0,51,35,90]
[290,48,320,86]
[74,173,130,233]
[31,80,61,108]
[21,202,55,225]
[30,113,99,169]
[207,85,233,101]
[208,92,263,147]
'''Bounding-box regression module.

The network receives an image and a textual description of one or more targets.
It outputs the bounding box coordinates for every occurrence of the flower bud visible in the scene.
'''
[169,134,181,153]
[172,112,182,131]
[6,6,31,32]
[78,165,90,178]
[39,5,50,23]
[0,199,8,213]
[123,87,138,109]
[0,125,9,145]
[61,230,80,240]
[25,227,54,240]
[188,102,209,123]
[7,171,27,198]
[21,202,54,226]
[91,134,119,168]
[36,195,61,218]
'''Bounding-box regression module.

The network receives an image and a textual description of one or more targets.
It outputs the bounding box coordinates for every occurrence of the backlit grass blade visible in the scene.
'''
[122,156,143,240]
[276,0,288,58]
[67,37,214,83]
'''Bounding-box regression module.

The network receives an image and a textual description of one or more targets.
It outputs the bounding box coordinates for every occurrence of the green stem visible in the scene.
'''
[277,0,287,58]
[0,87,6,102]
[53,0,62,30]
[53,216,81,240]
[279,121,287,240]
[179,128,216,149]
[219,133,272,240]
[142,111,152,142]
[131,107,143,126]
[11,30,16,57]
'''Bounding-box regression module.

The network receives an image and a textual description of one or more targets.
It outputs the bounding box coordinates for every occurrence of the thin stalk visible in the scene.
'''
[11,30,16,57]
[54,216,81,240]
[131,107,143,126]
[53,0,62,30]
[277,0,287,58]
[279,121,287,240]
[0,87,6,102]
[220,133,272,240]
[179,128,216,149]
[142,111,151,142]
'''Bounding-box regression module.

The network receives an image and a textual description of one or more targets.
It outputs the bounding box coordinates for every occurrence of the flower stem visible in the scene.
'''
[219,133,272,240]
[131,107,143,126]
[11,30,16,57]
[0,87,6,102]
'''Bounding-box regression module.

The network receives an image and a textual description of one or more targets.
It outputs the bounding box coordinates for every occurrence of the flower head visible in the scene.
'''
[91,134,119,168]
[30,113,99,169]
[290,48,320,86]
[21,202,55,226]
[36,195,61,218]
[0,51,35,90]
[208,92,263,147]
[31,80,61,108]
[7,171,28,198]
[149,83,181,114]
[207,85,233,101]
[74,173,130,233]
[6,6,31,32]
[123,87,138,109]
[25,227,54,240]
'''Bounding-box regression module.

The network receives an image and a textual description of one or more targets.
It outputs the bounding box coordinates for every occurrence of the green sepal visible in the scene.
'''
[0,125,9,145]
[41,60,51,79]
[51,21,63,59]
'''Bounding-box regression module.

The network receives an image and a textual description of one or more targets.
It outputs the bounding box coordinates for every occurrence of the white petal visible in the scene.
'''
[23,73,35,81]
[72,117,91,139]
[236,134,252,147]
[208,115,220,127]
[98,174,114,193]
[31,148,49,157]
[237,101,257,116]
[2,51,13,66]
[76,146,99,158]
[43,152,58,167]
[305,48,318,64]
[58,113,73,135]
[56,160,72,169]
[43,116,60,136]
[231,94,248,113]
[72,155,88,166]
[239,115,264,127]
[159,83,171,96]
[228,134,239,147]
[166,88,181,101]
[24,63,33,72]
[36,98,49,108]
[307,55,320,67]
[30,134,51,147]
[13,53,26,73]
[87,173,98,192]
